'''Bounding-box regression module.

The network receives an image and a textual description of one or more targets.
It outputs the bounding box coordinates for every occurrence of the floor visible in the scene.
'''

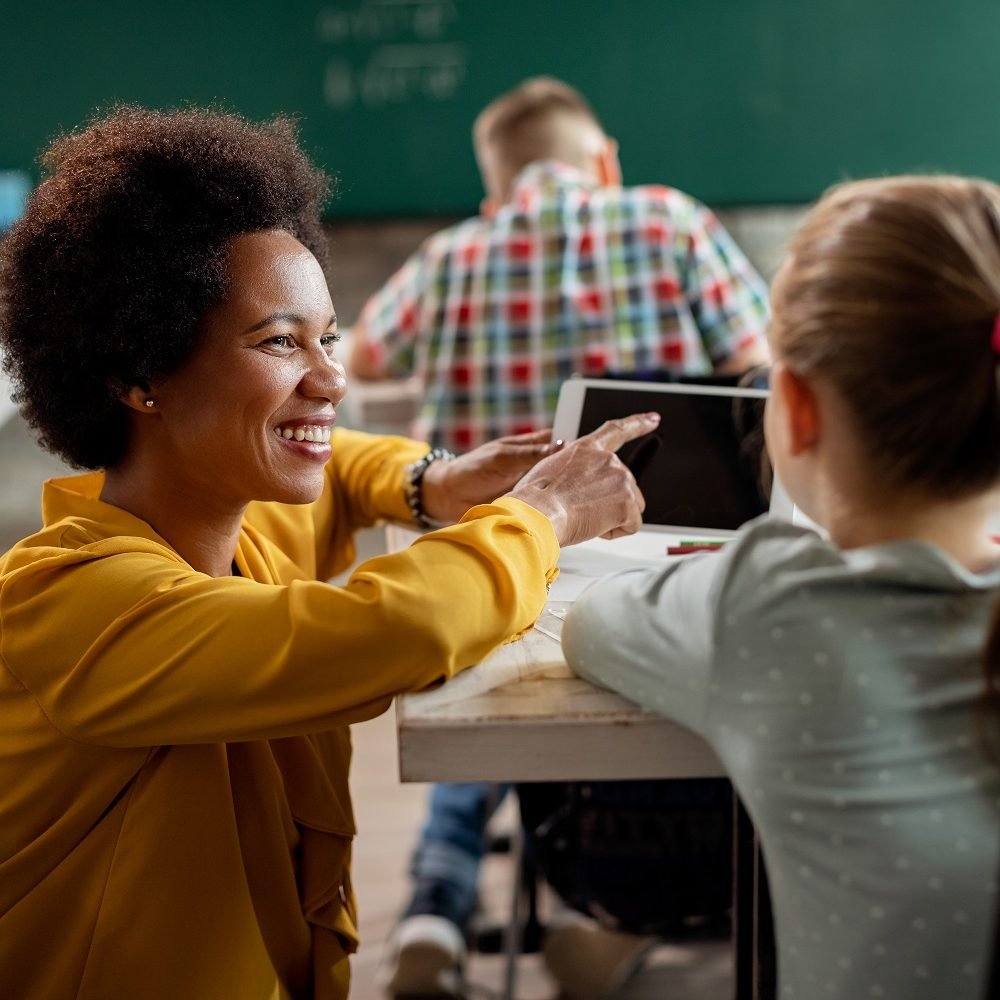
[0,410,731,999]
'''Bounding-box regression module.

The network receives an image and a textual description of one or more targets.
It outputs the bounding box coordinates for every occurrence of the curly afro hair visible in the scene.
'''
[0,105,331,469]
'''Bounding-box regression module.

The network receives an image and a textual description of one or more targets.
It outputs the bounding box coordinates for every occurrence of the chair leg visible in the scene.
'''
[732,796,756,1000]
[502,824,525,1000]
[500,823,545,1000]
[732,796,776,1000]
[753,841,776,999]
[520,831,545,952]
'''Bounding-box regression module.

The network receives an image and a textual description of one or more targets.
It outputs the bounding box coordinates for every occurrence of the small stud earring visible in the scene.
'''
[144,400,154,408]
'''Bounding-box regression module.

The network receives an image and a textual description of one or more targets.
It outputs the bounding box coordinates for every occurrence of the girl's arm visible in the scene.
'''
[562,551,725,733]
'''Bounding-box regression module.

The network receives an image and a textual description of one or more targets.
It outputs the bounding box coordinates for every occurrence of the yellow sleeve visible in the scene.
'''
[0,499,558,747]
[245,428,428,582]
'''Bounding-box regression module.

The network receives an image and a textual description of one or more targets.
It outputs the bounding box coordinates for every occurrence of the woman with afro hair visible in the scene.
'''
[0,106,656,999]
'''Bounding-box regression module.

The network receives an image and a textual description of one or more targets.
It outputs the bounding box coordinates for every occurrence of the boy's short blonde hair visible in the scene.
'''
[473,77,607,203]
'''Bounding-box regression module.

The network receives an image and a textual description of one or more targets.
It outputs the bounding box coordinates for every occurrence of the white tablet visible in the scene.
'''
[552,377,793,535]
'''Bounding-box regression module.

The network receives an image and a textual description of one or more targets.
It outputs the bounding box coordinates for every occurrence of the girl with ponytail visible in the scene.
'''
[565,176,1000,1000]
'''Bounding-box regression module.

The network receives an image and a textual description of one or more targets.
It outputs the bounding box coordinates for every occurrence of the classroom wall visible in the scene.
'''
[3,1,999,217]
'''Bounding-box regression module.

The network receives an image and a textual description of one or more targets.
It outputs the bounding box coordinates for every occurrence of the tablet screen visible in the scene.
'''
[578,384,771,531]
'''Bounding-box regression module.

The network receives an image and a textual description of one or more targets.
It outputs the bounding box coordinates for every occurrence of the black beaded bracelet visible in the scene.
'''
[404,447,456,529]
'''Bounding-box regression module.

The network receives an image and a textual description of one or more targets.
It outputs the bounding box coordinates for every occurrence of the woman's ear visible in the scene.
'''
[120,384,157,414]
[773,363,820,456]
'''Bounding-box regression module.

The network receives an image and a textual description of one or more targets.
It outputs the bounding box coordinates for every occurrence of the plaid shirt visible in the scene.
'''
[359,161,770,452]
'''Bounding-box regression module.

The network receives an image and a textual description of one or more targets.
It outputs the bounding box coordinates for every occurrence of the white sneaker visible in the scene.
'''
[378,914,467,998]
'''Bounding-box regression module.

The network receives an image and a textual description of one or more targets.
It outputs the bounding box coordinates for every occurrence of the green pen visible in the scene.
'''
[679,539,726,548]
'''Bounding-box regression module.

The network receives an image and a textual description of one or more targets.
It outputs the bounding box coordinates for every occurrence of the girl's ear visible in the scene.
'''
[774,363,820,456]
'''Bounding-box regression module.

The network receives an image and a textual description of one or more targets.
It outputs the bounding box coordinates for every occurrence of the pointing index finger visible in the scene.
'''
[585,411,662,452]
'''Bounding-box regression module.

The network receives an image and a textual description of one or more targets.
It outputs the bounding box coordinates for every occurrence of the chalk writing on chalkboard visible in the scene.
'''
[318,0,466,109]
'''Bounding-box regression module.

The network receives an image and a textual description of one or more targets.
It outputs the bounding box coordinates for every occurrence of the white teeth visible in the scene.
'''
[275,424,332,444]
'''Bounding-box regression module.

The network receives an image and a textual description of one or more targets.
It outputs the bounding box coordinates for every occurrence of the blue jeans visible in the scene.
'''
[406,782,511,929]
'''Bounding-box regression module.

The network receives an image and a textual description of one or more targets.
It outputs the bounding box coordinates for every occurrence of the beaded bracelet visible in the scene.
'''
[404,447,456,529]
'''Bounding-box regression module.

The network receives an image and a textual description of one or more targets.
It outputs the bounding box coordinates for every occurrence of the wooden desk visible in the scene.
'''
[340,374,422,438]
[395,526,724,783]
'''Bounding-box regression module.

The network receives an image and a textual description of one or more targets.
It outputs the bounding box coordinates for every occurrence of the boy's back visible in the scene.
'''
[358,160,768,450]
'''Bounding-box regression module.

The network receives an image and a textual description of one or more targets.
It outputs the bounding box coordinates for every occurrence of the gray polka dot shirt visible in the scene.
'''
[564,518,1000,999]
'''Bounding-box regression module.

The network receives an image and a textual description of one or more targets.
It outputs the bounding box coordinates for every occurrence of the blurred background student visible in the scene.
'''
[349,76,769,448]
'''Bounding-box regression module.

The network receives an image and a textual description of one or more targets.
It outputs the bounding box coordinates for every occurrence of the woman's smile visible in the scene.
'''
[272,415,336,460]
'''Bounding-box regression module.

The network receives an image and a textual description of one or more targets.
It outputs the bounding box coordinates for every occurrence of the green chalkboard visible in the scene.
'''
[3,1,999,216]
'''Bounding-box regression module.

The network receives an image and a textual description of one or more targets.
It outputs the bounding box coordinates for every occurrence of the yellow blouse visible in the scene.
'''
[0,429,559,999]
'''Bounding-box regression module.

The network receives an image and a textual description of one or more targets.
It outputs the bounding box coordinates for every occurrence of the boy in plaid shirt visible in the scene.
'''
[358,77,770,998]
[350,76,770,453]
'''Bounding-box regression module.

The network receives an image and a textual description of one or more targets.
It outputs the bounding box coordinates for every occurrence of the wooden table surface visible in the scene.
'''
[393,525,725,783]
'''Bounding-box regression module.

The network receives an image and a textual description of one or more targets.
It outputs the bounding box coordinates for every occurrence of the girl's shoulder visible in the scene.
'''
[716,517,1000,625]
[720,517,842,586]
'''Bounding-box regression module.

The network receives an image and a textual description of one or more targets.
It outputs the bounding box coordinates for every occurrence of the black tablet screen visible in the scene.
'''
[578,386,771,530]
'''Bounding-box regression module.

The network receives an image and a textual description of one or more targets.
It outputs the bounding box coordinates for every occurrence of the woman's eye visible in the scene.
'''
[321,332,342,350]
[264,335,291,349]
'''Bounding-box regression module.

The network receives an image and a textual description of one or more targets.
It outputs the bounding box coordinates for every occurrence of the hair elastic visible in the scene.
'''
[992,313,1000,356]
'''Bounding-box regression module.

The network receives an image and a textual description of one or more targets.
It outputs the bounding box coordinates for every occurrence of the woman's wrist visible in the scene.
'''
[404,448,456,528]
[505,485,569,546]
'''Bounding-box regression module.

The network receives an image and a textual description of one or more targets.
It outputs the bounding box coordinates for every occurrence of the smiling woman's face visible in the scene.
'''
[147,229,348,508]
